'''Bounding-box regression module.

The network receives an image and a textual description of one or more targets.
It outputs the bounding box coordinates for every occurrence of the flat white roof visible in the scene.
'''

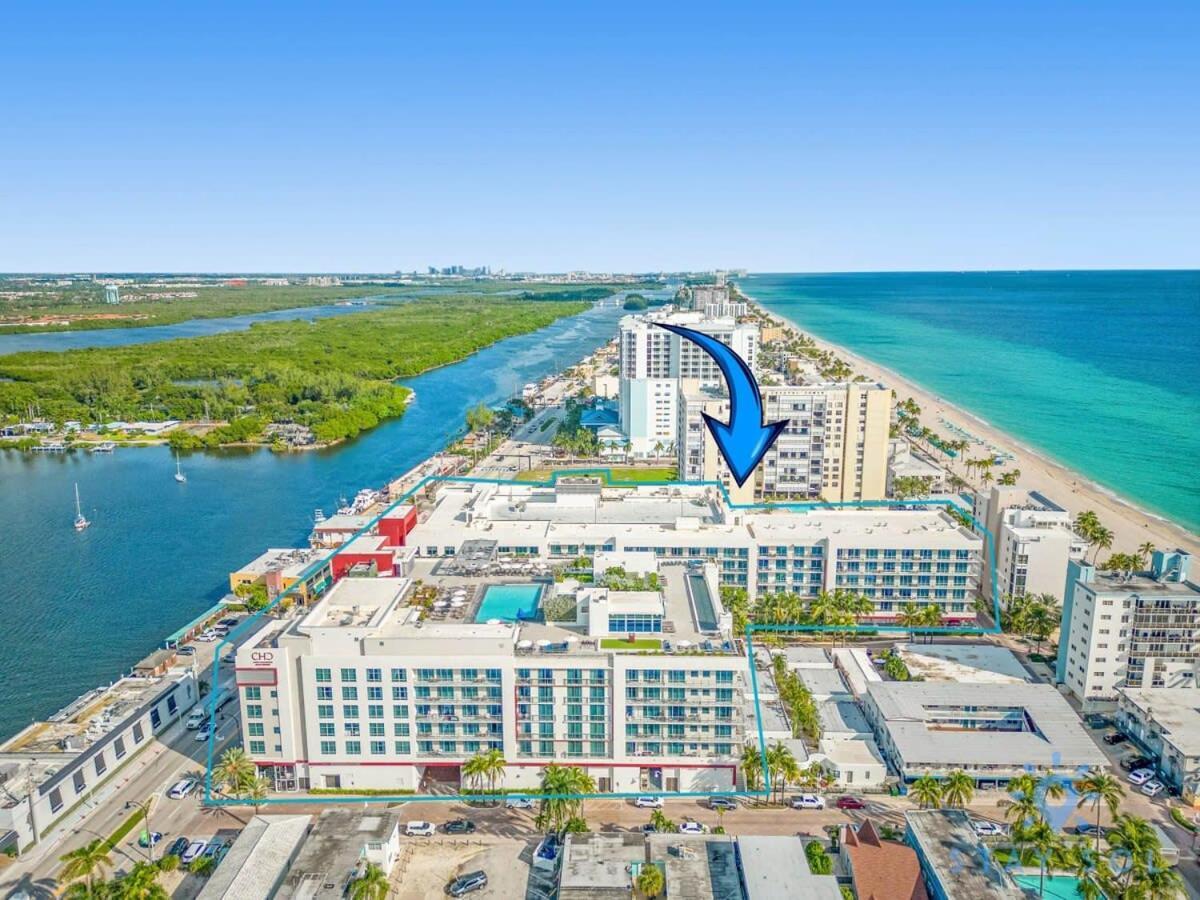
[737,836,841,900]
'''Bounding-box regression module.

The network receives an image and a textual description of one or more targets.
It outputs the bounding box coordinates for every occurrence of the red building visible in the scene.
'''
[378,504,417,547]
[331,535,396,579]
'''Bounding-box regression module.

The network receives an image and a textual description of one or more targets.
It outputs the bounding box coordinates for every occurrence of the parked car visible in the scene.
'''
[679,820,709,835]
[972,820,1006,837]
[1103,732,1128,746]
[176,645,196,656]
[166,837,190,858]
[168,778,197,800]
[790,794,826,810]
[1121,756,1153,772]
[634,796,663,809]
[835,796,866,810]
[202,840,228,862]
[1141,780,1165,797]
[195,723,214,742]
[641,823,658,834]
[1084,714,1112,729]
[137,831,163,848]
[406,821,436,837]
[443,819,476,834]
[505,797,534,810]
[196,630,218,643]
[708,797,738,811]
[181,840,208,864]
[218,618,240,628]
[1128,768,1156,786]
[447,871,488,896]
[1074,822,1103,836]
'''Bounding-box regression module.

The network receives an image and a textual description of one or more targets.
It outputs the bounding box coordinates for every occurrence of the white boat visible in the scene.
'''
[89,441,116,453]
[313,508,326,524]
[174,453,187,483]
[73,483,90,532]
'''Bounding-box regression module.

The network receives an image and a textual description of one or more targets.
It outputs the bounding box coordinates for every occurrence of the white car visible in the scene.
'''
[790,794,826,810]
[181,840,208,865]
[678,820,709,835]
[505,797,534,810]
[196,631,217,643]
[1141,780,1165,797]
[972,820,1006,837]
[1128,768,1155,786]
[405,821,436,837]
[167,779,197,800]
[634,796,663,809]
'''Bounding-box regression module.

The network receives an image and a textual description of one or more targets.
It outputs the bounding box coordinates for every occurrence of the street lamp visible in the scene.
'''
[125,798,154,862]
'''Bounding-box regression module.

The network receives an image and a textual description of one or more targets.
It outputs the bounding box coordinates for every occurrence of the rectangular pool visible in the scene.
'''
[475,583,543,622]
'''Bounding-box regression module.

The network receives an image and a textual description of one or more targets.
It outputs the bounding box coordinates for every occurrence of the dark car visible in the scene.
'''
[203,840,228,863]
[166,837,190,858]
[1084,714,1112,729]
[835,796,866,810]
[1121,756,1153,772]
[1075,822,1104,836]
[443,819,476,834]
[219,618,240,628]
[447,871,488,896]
[708,797,738,811]
[1103,732,1128,745]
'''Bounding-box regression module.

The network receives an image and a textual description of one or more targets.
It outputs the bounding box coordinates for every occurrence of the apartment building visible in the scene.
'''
[1056,551,1199,706]
[1115,688,1200,797]
[677,380,891,503]
[686,283,748,318]
[409,481,982,616]
[235,571,749,795]
[973,487,1085,603]
[618,311,758,456]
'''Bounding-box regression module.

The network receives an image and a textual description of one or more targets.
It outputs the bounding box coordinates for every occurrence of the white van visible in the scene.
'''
[186,708,209,730]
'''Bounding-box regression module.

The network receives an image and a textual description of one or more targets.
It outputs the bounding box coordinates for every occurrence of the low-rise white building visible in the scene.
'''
[1115,688,1200,801]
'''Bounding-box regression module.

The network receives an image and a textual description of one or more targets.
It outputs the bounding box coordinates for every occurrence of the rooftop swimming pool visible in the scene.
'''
[1013,875,1095,899]
[475,583,543,622]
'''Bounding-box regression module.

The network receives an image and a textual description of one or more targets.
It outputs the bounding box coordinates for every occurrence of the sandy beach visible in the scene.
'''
[751,302,1200,561]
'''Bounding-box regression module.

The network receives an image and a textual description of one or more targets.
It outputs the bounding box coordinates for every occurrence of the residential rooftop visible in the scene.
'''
[905,810,1024,899]
[196,814,311,900]
[1118,688,1200,757]
[275,808,397,899]
[895,643,1032,684]
[647,834,741,900]
[737,835,842,900]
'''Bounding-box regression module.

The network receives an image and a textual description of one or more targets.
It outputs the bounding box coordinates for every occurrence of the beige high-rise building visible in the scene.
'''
[676,381,891,502]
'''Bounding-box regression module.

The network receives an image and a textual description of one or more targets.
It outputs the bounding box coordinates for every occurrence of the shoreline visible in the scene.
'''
[741,289,1200,558]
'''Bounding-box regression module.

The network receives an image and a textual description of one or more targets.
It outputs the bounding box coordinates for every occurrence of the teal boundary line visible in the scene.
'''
[204,469,1000,807]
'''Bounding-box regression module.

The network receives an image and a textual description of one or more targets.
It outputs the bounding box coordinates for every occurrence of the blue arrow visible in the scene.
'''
[656,322,787,487]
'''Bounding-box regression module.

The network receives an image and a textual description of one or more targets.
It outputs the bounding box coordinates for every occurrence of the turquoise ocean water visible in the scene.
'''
[744,271,1200,533]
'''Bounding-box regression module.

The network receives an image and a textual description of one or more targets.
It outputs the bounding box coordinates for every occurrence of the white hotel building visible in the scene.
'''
[618,311,758,457]
[234,481,983,794]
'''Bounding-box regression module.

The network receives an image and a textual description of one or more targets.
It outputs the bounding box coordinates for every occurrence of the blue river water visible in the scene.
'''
[0,299,628,740]
[745,271,1200,533]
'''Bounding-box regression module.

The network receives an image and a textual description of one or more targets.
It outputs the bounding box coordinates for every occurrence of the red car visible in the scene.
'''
[835,796,866,810]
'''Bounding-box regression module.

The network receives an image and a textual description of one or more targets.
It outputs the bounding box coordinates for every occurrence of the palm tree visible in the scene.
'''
[481,748,507,800]
[1021,598,1061,654]
[1136,541,1156,570]
[1018,819,1063,897]
[740,742,764,793]
[898,603,923,640]
[942,770,975,809]
[212,746,255,797]
[111,861,171,898]
[918,604,944,643]
[766,740,800,806]
[350,863,391,900]
[536,764,594,833]
[636,863,665,898]
[59,839,113,892]
[1004,773,1041,829]
[462,752,489,795]
[246,775,269,812]
[1105,814,1166,895]
[1089,525,1114,564]
[1073,771,1124,853]
[909,775,943,810]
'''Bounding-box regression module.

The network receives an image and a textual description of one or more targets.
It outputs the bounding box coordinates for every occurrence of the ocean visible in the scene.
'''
[744,271,1200,533]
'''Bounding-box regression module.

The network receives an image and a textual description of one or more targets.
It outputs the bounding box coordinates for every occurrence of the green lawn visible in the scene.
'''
[600,637,662,650]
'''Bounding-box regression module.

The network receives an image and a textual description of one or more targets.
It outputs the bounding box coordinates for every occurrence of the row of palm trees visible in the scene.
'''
[739,740,832,804]
[461,748,507,799]
[59,839,207,899]
[1000,592,1062,653]
[1073,510,1117,564]
[212,747,269,808]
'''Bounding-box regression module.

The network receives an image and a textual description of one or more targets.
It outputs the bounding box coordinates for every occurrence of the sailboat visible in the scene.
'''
[73,483,90,532]
[174,453,187,484]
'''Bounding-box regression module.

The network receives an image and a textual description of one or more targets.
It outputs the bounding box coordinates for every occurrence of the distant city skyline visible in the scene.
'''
[1,1,1197,272]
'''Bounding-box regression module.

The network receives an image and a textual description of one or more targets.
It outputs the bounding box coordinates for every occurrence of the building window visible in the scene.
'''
[367,668,382,682]
[315,668,331,683]
[370,741,386,755]
[249,740,266,754]
[342,687,358,701]
[73,770,87,795]
[245,686,262,701]
[320,740,336,755]
[395,741,411,754]
[346,741,362,755]
[113,737,126,759]
[49,788,63,813]
[132,724,145,744]
[246,705,263,719]
[94,754,107,777]
[343,705,359,719]
[340,668,357,683]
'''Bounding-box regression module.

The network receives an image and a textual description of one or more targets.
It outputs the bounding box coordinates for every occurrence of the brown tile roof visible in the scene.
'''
[842,819,929,900]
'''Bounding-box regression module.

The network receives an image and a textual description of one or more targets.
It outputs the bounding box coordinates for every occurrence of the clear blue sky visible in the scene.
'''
[2,1,1197,273]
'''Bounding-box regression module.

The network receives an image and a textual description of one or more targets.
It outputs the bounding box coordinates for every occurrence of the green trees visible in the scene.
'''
[909,775,943,809]
[213,746,256,796]
[349,863,391,900]
[635,862,665,897]
[772,656,820,745]
[766,740,801,806]
[536,764,595,833]
[649,809,678,833]
[740,742,764,792]
[804,840,833,875]
[941,771,975,809]
[0,297,588,447]
[1001,593,1061,653]
[465,402,495,436]
[59,839,114,892]
[998,468,1021,486]
[1073,771,1125,854]
[462,748,507,801]
[892,475,934,500]
[623,295,650,311]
